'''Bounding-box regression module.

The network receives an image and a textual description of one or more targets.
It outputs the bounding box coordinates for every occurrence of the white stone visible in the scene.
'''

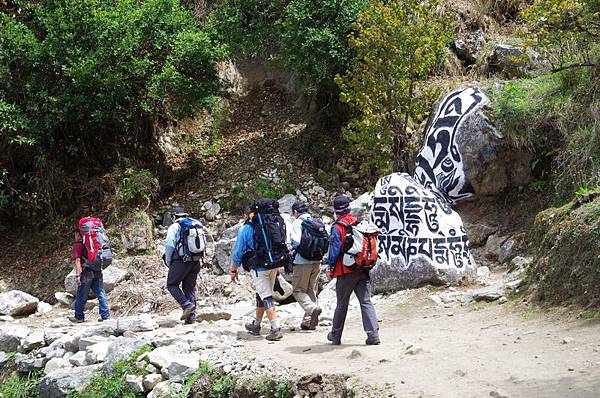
[69,351,88,367]
[143,373,163,391]
[78,336,109,352]
[55,292,75,306]
[165,352,200,382]
[21,330,46,352]
[36,301,53,315]
[0,290,39,316]
[125,374,145,393]
[477,266,491,278]
[85,342,110,364]
[116,315,159,333]
[44,357,73,375]
[147,381,183,398]
[0,324,29,352]
[147,344,190,369]
[38,364,102,397]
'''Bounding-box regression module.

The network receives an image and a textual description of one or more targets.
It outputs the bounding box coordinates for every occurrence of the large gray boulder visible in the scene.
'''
[115,315,158,334]
[350,192,373,219]
[0,290,39,316]
[370,173,476,292]
[487,44,548,78]
[0,324,29,352]
[102,337,145,374]
[212,222,243,274]
[414,87,531,202]
[39,364,102,398]
[278,194,297,214]
[65,265,128,296]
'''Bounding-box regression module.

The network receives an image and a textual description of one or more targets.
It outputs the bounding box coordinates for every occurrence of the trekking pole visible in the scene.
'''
[256,211,274,263]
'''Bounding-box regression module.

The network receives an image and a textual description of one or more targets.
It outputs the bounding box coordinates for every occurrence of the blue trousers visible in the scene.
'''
[167,260,201,318]
[74,269,110,320]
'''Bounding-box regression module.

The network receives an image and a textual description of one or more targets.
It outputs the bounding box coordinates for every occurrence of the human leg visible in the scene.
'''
[353,273,380,342]
[166,261,193,308]
[90,272,110,320]
[181,262,201,320]
[73,272,92,321]
[292,265,316,318]
[330,273,358,343]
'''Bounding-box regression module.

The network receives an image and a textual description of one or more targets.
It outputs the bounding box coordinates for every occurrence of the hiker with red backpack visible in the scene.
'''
[230,200,290,341]
[164,208,206,324]
[70,218,112,323]
[290,200,326,330]
[327,195,381,346]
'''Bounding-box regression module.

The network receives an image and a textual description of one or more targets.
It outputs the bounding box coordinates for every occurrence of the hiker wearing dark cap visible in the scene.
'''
[327,195,380,345]
[164,208,206,324]
[290,200,324,330]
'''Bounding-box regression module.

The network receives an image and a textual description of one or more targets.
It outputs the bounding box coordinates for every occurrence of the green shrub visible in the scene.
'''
[0,371,42,398]
[224,177,295,211]
[336,0,452,177]
[491,68,600,199]
[115,168,160,208]
[68,344,152,398]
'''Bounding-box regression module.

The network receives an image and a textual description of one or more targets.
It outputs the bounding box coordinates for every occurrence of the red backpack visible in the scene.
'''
[336,220,380,271]
[78,217,113,271]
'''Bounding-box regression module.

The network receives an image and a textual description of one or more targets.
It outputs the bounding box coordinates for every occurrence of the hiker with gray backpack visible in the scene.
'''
[290,200,327,330]
[230,200,290,341]
[164,208,207,324]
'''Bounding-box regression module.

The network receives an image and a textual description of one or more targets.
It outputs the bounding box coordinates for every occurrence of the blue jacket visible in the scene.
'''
[327,226,342,269]
[231,223,265,271]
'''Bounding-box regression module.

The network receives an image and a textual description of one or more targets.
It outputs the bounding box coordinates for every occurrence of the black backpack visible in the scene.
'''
[296,218,329,261]
[250,199,291,271]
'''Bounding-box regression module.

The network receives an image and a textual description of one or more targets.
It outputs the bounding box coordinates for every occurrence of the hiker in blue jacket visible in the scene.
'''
[164,208,202,324]
[230,205,283,341]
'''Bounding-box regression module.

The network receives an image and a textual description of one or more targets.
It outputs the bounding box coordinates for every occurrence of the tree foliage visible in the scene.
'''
[521,0,600,69]
[0,0,225,218]
[336,0,452,177]
[210,0,368,91]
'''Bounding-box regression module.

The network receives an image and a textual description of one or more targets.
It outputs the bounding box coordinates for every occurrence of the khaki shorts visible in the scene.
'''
[251,268,278,300]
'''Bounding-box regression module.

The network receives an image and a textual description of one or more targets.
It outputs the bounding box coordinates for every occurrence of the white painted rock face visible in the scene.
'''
[370,173,476,292]
[0,290,40,316]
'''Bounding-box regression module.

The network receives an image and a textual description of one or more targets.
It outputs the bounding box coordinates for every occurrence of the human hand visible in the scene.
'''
[76,275,81,286]
[231,269,238,283]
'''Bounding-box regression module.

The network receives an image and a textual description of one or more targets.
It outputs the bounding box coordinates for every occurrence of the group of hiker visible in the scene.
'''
[70,194,381,346]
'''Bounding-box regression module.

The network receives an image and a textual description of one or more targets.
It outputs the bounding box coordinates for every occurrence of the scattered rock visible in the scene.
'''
[78,336,108,352]
[490,390,510,398]
[405,346,424,355]
[147,344,190,370]
[116,315,159,334]
[505,279,524,291]
[44,357,73,375]
[38,364,102,398]
[277,194,297,214]
[0,290,40,316]
[85,342,110,364]
[69,351,88,367]
[204,201,221,221]
[196,308,232,323]
[15,352,48,372]
[497,296,508,304]
[0,324,29,352]
[54,292,75,307]
[164,352,201,382]
[471,285,505,302]
[464,223,498,247]
[455,369,467,377]
[562,337,574,345]
[144,373,163,391]
[148,381,183,398]
[484,234,509,261]
[36,302,53,316]
[487,44,548,78]
[21,330,46,352]
[477,266,491,278]
[103,338,146,374]
[126,374,145,393]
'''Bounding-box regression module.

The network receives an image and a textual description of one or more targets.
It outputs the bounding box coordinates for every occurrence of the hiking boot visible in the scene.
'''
[309,306,322,330]
[180,304,196,321]
[98,317,110,322]
[365,335,381,345]
[184,318,196,325]
[300,322,311,331]
[265,328,283,341]
[245,321,261,336]
[68,317,84,323]
[327,331,341,345]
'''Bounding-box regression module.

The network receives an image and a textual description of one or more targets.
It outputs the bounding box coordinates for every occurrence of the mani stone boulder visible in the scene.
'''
[414,87,532,202]
[369,173,476,292]
[0,290,40,316]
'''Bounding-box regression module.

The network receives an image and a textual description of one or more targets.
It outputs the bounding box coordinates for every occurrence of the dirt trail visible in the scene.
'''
[246,285,600,397]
